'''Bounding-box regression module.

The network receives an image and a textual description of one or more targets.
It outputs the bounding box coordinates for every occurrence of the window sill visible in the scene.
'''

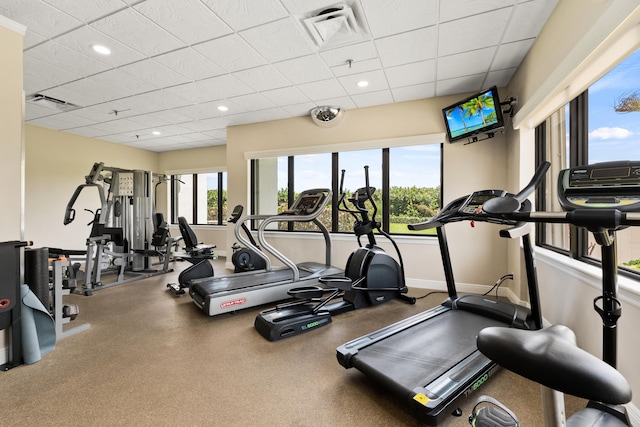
[536,246,640,309]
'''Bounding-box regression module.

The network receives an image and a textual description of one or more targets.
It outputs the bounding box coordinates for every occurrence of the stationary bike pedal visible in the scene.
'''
[469,396,519,427]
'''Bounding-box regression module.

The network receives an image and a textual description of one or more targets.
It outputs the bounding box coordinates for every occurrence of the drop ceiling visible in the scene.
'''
[2,0,558,152]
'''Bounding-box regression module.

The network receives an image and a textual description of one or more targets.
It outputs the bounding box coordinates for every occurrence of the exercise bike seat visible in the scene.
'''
[477,325,631,405]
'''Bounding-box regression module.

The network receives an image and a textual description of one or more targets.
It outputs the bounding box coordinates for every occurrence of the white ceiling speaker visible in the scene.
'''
[310,106,345,128]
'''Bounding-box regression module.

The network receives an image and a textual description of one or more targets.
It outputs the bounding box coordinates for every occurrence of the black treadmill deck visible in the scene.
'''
[338,307,510,424]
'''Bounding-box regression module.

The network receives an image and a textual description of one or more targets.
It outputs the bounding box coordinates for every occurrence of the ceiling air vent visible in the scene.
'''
[302,4,366,49]
[26,93,81,112]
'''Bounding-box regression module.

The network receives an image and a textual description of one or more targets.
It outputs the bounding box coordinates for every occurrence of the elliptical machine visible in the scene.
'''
[254,166,416,341]
[228,205,267,273]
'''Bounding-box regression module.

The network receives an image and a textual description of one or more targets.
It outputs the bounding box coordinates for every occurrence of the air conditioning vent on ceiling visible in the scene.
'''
[26,93,81,112]
[301,3,366,49]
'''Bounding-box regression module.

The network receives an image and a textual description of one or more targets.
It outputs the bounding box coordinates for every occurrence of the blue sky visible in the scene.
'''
[587,49,640,163]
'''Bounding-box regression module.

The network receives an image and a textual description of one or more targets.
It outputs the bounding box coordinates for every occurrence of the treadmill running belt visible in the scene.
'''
[350,310,507,392]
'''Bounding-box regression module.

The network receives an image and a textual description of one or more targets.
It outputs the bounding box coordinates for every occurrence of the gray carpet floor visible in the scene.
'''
[1,258,585,426]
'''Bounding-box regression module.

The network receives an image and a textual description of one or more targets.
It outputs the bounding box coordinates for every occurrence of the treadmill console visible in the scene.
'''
[559,161,640,212]
[281,190,327,215]
[459,190,507,215]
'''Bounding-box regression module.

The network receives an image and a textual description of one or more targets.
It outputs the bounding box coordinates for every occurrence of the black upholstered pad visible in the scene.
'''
[477,325,631,405]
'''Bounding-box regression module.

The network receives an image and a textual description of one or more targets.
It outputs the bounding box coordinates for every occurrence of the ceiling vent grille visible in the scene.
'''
[302,4,366,49]
[26,93,81,112]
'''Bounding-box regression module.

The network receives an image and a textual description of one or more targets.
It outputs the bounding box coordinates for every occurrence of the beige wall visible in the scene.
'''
[0,20,25,242]
[224,97,510,288]
[0,16,25,369]
[24,125,159,249]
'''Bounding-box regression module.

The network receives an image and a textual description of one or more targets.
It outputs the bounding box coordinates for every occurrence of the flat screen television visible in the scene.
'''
[442,86,504,143]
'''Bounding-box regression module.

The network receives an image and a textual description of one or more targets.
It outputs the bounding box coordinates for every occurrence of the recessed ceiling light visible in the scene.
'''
[217,105,229,112]
[91,44,111,55]
[152,131,161,135]
[357,80,369,88]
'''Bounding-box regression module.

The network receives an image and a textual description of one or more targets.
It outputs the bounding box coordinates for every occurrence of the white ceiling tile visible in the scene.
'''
[240,18,315,62]
[435,74,486,97]
[25,102,58,120]
[90,68,158,96]
[134,0,233,45]
[99,117,148,133]
[193,34,268,72]
[233,66,292,92]
[0,1,81,39]
[13,0,555,149]
[437,48,496,80]
[40,77,128,107]
[438,9,511,56]
[130,90,192,112]
[391,82,435,102]
[228,93,277,112]
[362,0,437,38]
[279,0,346,16]
[274,55,333,84]
[90,7,184,56]
[197,74,254,100]
[331,58,382,77]
[42,0,127,23]
[134,109,195,126]
[503,0,558,43]
[281,102,317,117]
[30,111,94,129]
[202,129,227,139]
[202,0,289,31]
[23,55,83,93]
[153,48,226,81]
[439,0,515,22]
[320,41,377,67]
[54,25,146,67]
[376,26,437,67]
[170,104,220,121]
[486,68,517,88]
[262,86,310,106]
[492,39,535,71]
[25,41,111,77]
[162,82,219,104]
[297,79,346,100]
[385,60,435,88]
[338,69,389,95]
[119,59,190,89]
[314,96,357,110]
[351,89,394,108]
[254,107,292,122]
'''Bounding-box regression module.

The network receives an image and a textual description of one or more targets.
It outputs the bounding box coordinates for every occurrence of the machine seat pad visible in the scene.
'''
[477,325,631,404]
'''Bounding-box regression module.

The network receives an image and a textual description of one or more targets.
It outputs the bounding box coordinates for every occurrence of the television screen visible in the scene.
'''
[442,86,504,143]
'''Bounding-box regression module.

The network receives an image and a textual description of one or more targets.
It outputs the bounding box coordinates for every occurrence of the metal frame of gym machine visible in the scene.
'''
[64,162,177,295]
[188,188,343,316]
[335,163,549,425]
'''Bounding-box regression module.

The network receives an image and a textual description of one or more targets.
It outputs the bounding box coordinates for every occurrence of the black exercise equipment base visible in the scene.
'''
[255,303,332,341]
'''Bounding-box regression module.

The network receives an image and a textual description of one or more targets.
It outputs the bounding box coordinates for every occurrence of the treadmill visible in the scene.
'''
[189,188,343,316]
[335,163,549,425]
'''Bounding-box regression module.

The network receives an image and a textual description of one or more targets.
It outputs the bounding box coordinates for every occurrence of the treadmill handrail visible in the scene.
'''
[234,214,276,272]
[257,190,333,282]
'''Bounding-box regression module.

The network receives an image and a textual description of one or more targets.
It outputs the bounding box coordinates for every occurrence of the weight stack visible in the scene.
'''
[25,248,50,312]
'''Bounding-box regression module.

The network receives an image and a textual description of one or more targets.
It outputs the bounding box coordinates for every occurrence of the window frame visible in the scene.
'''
[249,142,443,236]
[169,170,227,226]
[535,90,640,279]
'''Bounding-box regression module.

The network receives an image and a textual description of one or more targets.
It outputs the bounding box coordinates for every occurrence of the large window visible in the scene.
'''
[170,171,227,225]
[252,143,442,235]
[536,48,640,275]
